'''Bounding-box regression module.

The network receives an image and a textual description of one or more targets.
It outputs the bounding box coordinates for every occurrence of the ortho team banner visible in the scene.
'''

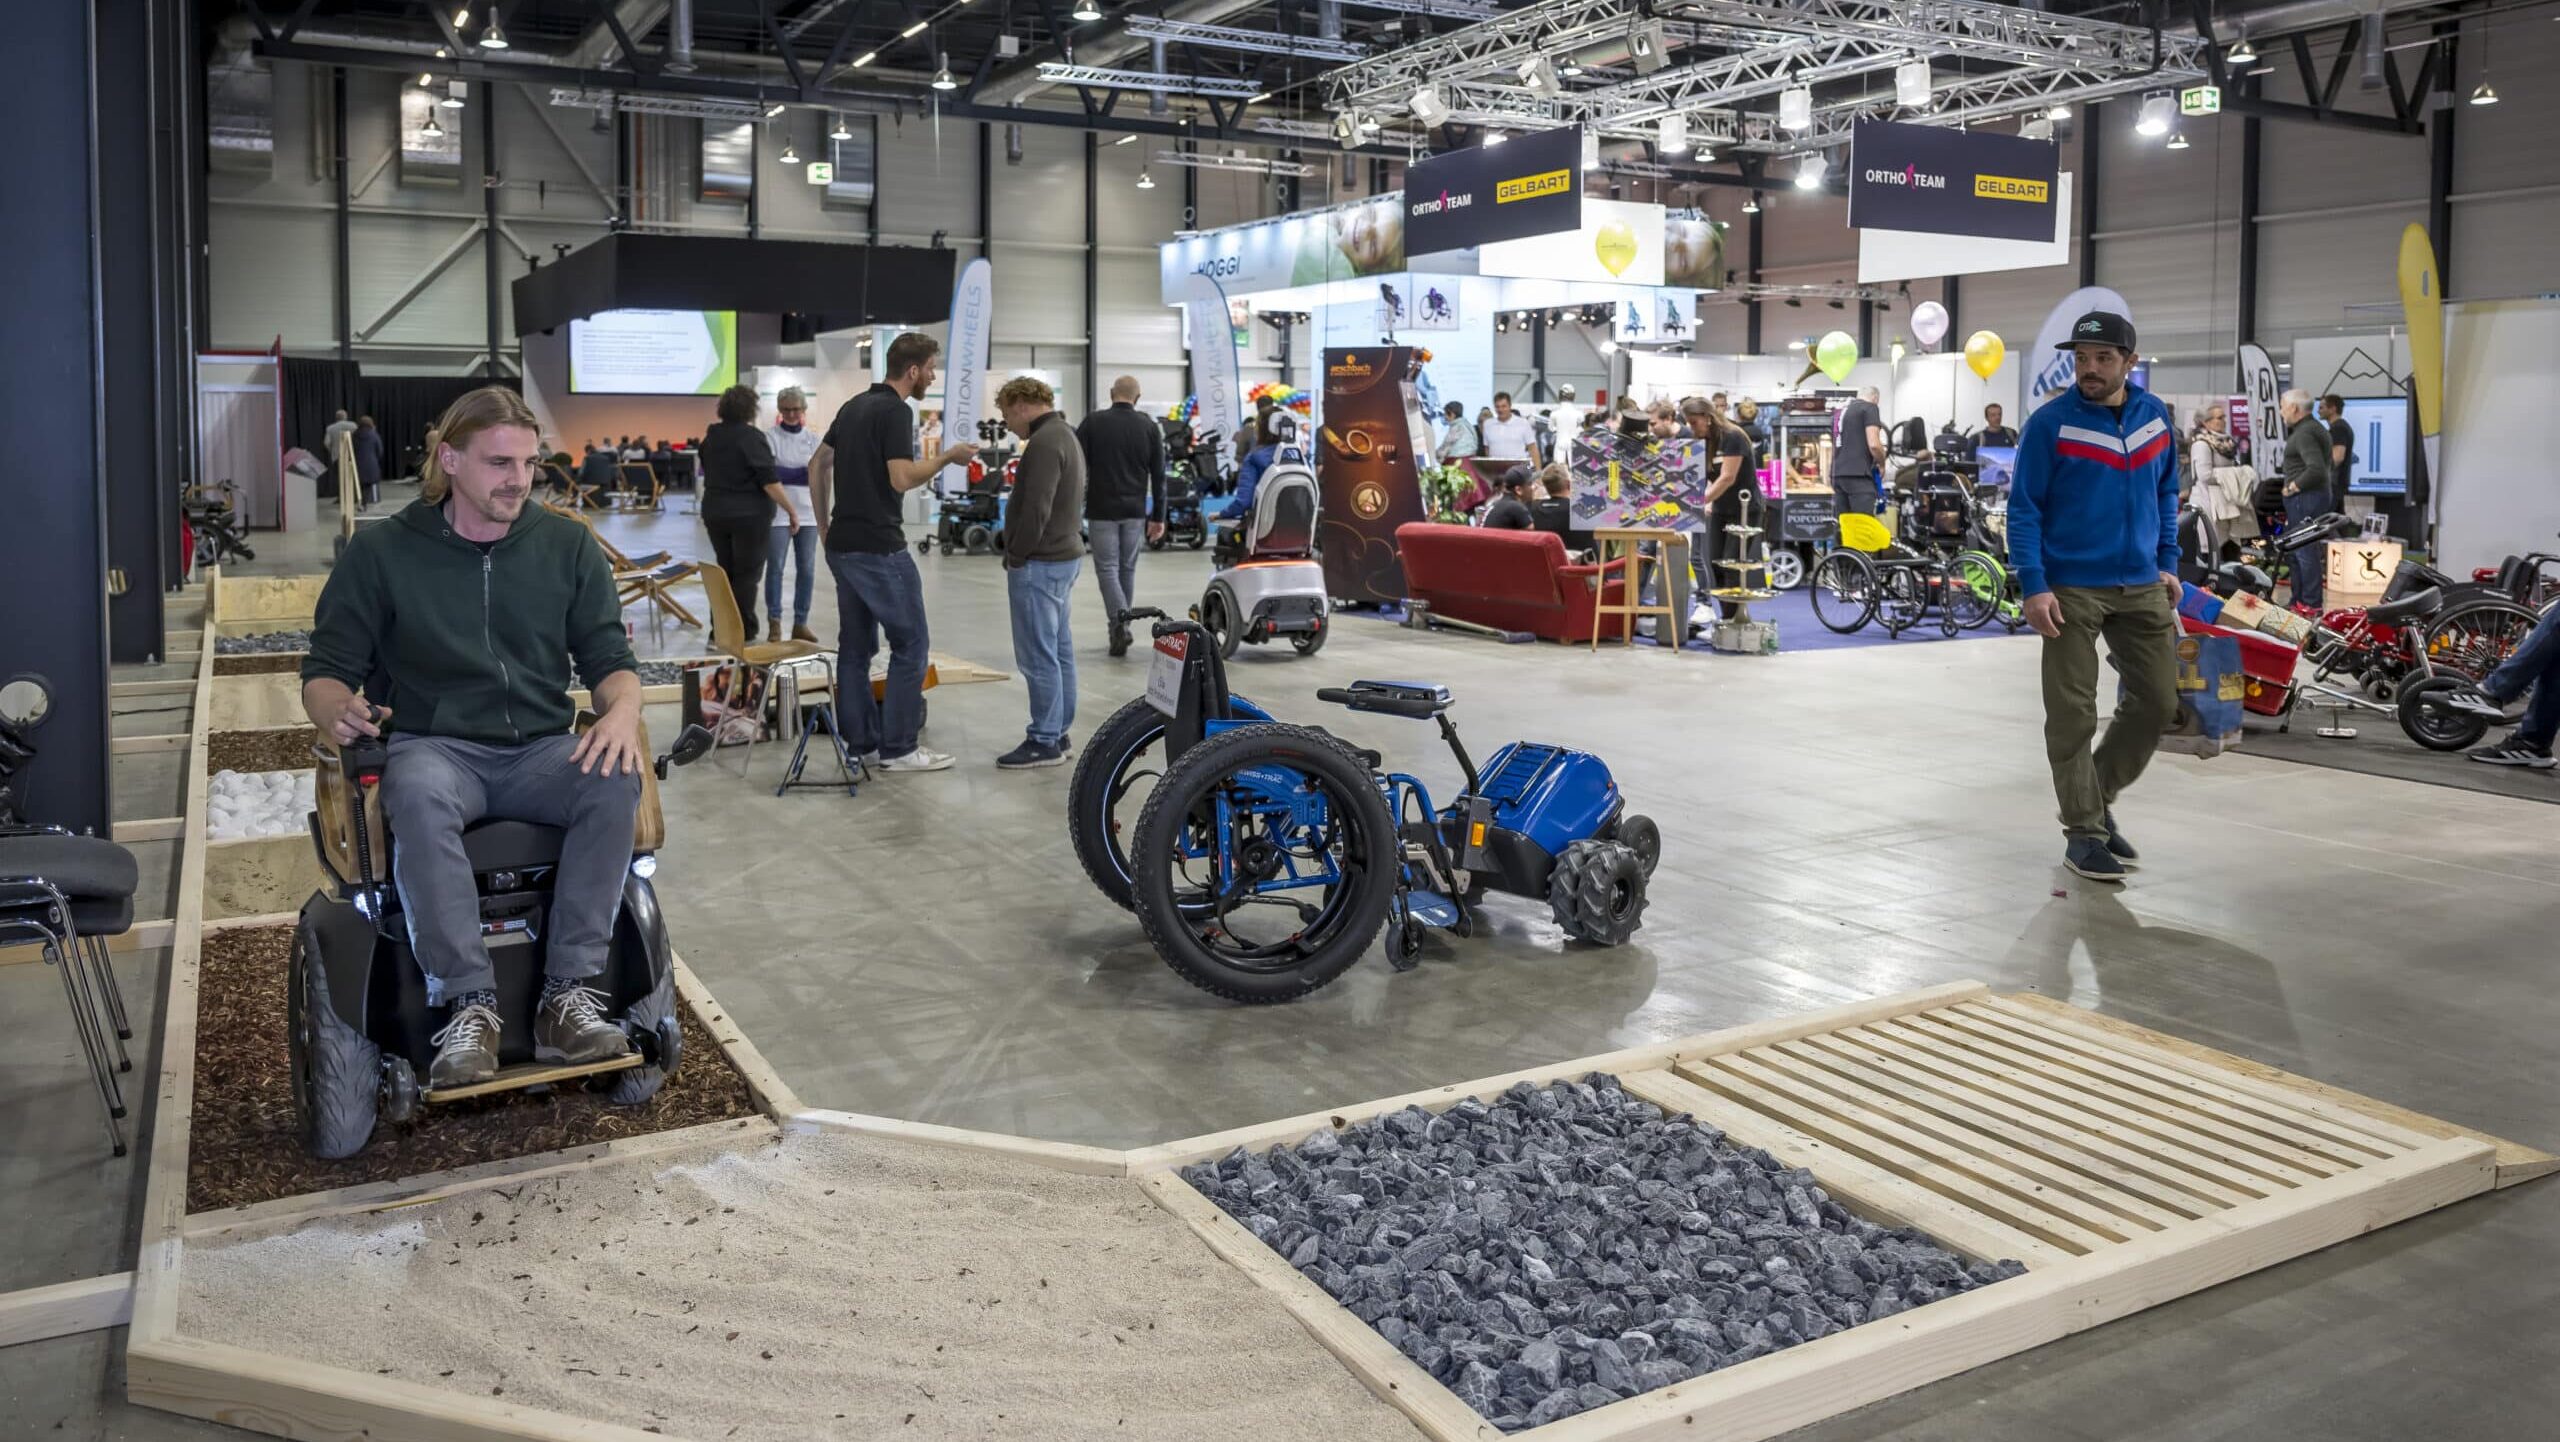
[1404,127,1583,258]
[1847,121,2060,243]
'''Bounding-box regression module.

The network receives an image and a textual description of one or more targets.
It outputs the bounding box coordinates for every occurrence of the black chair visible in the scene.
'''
[0,826,141,1155]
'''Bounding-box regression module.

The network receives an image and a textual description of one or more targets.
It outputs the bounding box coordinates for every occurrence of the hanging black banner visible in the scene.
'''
[1404,128,1585,257]
[1846,121,2060,243]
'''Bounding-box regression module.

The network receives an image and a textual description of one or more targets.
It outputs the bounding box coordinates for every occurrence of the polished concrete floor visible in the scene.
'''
[6,493,2555,1440]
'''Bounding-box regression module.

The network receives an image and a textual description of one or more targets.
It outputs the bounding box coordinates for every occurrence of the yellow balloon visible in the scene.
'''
[1593,222,1639,277]
[1964,330,2006,381]
[1814,331,1859,384]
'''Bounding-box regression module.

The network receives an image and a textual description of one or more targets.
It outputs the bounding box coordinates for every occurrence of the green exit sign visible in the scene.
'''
[2181,85,2222,116]
[805,160,834,185]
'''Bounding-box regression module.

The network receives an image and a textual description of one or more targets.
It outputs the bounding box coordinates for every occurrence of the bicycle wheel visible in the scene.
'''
[1809,551,1878,633]
[1945,551,2006,632]
[2421,600,2541,680]
[1877,564,1929,637]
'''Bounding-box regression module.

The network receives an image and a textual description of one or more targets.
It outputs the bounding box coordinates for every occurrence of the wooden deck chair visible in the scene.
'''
[617,462,662,511]
[546,461,602,510]
[697,562,826,668]
[565,509,703,629]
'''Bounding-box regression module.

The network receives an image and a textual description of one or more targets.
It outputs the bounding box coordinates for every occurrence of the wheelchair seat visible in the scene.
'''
[1243,457,1320,560]
[459,819,568,875]
[2365,586,2442,626]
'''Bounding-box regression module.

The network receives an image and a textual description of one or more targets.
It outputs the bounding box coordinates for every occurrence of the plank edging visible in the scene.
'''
[0,1271,134,1349]
[787,1109,1130,1176]
[128,1336,671,1442]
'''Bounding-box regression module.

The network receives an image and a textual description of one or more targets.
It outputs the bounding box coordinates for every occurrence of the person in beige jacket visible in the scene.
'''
[995,376,1089,770]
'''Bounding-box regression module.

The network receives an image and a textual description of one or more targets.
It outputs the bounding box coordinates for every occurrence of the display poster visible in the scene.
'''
[2025,285,2131,411]
[1614,290,1695,344]
[1181,270,1245,476]
[1663,210,1726,290]
[1407,277,1462,331]
[1479,198,1667,288]
[1157,194,1405,303]
[1405,126,1584,257]
[1568,430,1708,534]
[1227,298,1252,350]
[937,260,993,492]
[1317,347,1429,604]
[2237,343,2283,482]
[1847,121,2060,243]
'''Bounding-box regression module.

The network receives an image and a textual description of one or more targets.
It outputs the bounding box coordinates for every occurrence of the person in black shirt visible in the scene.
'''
[2320,394,2355,493]
[1530,464,1577,547]
[1689,398,1757,609]
[1482,466,1537,530]
[353,415,385,508]
[1832,387,1885,516]
[1076,375,1168,656]
[696,385,792,636]
[809,333,980,773]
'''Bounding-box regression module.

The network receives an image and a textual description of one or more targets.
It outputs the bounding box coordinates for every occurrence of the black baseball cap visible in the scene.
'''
[2058,310,2137,352]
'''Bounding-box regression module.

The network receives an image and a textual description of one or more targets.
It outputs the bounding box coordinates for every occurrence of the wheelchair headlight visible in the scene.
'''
[630,854,658,879]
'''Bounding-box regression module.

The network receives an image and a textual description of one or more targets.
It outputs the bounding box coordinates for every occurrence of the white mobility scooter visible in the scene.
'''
[1197,421,1331,658]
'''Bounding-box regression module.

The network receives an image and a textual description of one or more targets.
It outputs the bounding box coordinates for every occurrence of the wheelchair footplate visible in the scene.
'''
[423,1053,646,1104]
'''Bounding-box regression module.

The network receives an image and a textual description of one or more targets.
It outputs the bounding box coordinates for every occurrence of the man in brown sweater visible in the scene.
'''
[996,376,1089,769]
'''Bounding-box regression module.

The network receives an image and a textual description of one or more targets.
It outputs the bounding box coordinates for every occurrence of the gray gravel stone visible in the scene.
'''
[214,629,311,655]
[1181,1076,2024,1432]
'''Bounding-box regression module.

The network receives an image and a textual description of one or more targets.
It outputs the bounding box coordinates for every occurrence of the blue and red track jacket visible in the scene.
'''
[2007,382,2181,598]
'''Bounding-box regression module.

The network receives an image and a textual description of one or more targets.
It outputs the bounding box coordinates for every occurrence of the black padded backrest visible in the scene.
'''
[2495,555,2535,600]
[1251,470,1319,557]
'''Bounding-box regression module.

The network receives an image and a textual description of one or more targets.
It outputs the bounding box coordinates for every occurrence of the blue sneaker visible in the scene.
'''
[996,739,1067,770]
[2101,810,2139,867]
[2063,836,2126,882]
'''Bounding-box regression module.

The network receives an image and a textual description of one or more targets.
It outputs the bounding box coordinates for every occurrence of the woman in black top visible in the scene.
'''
[698,384,794,635]
[353,415,385,508]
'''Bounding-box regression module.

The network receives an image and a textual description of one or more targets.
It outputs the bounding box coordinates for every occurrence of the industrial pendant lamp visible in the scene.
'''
[830,114,853,142]
[2165,131,2191,151]
[2471,82,2500,105]
[1073,0,1104,19]
[2227,31,2258,66]
[480,20,509,50]
[442,80,467,109]
[931,62,959,91]
[779,141,801,165]
[1136,169,1156,189]
[422,109,445,139]
[1741,192,1760,214]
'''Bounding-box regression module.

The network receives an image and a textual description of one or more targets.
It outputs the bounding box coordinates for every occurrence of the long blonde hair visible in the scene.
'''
[420,386,540,503]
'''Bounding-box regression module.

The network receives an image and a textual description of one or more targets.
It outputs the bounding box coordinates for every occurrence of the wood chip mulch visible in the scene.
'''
[214,654,302,676]
[209,729,322,774]
[187,925,762,1215]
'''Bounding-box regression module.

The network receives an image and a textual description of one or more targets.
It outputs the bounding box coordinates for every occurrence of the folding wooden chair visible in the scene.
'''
[566,509,702,629]
[618,462,662,511]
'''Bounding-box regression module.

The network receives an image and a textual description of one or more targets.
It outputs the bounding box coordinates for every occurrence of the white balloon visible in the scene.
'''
[1911,300,1951,349]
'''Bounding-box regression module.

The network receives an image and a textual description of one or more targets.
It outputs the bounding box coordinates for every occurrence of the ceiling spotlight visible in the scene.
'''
[418,71,434,87]
[831,115,853,141]
[1518,55,1562,97]
[2021,117,2053,141]
[1629,21,1669,75]
[1073,0,1103,19]
[2047,103,2072,120]
[931,62,959,91]
[1484,129,1506,146]
[1794,152,1828,190]
[1895,58,1931,109]
[442,80,467,108]
[1358,112,1381,136]
[454,8,470,27]
[854,51,878,67]
[1658,111,1688,157]
[1695,141,1715,162]
[1787,337,1807,350]
[1333,110,1359,143]
[2227,32,2258,66]
[902,21,928,38]
[765,103,786,117]
[1778,84,1813,133]
[1113,133,1137,145]
[1742,192,1761,214]
[2135,91,2173,136]
[2166,131,2190,151]
[422,109,445,139]
[779,141,801,165]
[1137,169,1156,189]
[2470,83,2500,105]
[479,20,508,50]
[1560,58,1584,78]
[1409,85,1449,127]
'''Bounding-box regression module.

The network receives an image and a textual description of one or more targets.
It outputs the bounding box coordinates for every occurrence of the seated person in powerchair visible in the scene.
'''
[300,387,649,1089]
[1208,411,1293,560]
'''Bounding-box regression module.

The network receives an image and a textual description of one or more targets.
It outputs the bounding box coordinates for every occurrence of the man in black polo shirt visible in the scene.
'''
[809,332,978,773]
[1076,374,1168,657]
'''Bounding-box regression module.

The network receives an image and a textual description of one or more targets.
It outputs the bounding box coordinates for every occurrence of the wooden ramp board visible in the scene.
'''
[1134,987,2523,1442]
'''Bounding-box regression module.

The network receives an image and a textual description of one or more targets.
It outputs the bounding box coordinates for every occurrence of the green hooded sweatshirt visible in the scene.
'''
[301,498,637,745]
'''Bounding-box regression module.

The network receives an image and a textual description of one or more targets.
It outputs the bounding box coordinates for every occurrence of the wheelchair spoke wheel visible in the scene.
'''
[1945,551,2006,631]
[1068,698,1169,910]
[1130,723,1397,1003]
[2422,600,2540,681]
[1877,564,1929,636]
[1809,552,1878,633]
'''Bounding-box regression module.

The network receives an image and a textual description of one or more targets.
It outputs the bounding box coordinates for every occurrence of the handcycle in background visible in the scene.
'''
[1067,609,1658,1002]
[1808,475,2009,638]
[186,479,256,568]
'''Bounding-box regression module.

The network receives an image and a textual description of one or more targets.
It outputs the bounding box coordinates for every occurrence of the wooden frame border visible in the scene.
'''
[0,1271,133,1349]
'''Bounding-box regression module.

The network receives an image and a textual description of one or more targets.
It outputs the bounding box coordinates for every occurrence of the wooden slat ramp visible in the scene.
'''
[1134,984,2538,1442]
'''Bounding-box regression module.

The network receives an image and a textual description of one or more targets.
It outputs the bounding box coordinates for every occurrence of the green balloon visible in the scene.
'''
[1815,330,1860,384]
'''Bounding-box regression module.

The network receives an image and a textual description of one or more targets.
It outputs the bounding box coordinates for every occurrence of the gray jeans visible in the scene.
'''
[383,732,641,1004]
[1088,517,1146,631]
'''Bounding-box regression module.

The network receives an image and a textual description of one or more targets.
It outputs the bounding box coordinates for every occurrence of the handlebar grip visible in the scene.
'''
[1315,688,1360,706]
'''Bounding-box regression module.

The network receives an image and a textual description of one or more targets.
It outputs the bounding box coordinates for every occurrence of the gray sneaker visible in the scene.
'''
[2063,836,2127,883]
[426,1002,502,1088]
[535,985,632,1065]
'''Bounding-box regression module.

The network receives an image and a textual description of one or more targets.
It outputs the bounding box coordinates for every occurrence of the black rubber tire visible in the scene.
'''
[1202,585,1243,659]
[1384,920,1424,972]
[605,881,682,1106]
[1291,621,1328,656]
[2396,675,2491,752]
[1611,813,1661,879]
[289,916,381,1160]
[1147,533,1168,551]
[1068,696,1168,910]
[379,1057,419,1126]
[1187,529,1206,550]
[1878,565,1929,637]
[963,523,993,555]
[1546,839,1648,946]
[1130,723,1398,1004]
[1810,552,1876,633]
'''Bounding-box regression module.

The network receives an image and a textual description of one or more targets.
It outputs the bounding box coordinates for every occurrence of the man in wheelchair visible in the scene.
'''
[300,387,649,1090]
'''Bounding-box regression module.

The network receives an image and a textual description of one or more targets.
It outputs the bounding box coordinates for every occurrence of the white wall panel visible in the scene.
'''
[993,123,1087,245]
[991,246,1086,347]
[1096,137,1184,248]
[207,206,333,351]
[874,116,982,246]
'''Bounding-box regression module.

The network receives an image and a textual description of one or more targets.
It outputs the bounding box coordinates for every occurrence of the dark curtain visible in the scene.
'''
[360,375,522,479]
[279,356,360,459]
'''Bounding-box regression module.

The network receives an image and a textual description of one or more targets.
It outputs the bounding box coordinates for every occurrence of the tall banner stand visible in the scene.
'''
[1181,271,1244,476]
[1316,347,1427,606]
[937,258,992,493]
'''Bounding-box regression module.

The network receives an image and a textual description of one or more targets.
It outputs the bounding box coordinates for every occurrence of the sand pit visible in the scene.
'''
[180,1129,1425,1442]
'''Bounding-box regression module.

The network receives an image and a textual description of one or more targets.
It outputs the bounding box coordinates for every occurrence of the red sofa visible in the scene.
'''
[1395,523,1629,644]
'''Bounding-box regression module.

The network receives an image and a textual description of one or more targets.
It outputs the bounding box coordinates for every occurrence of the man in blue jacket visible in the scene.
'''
[2008,311,2183,882]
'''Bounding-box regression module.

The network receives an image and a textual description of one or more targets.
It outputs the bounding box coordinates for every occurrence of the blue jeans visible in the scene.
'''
[765,524,816,628]
[2284,491,2330,609]
[2482,602,2560,749]
[825,548,931,760]
[1007,558,1081,746]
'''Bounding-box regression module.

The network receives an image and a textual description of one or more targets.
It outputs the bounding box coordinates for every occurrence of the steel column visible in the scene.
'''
[97,0,168,664]
[2077,104,2100,289]
[1941,274,1959,337]
[1531,314,1548,402]
[978,121,993,260]
[481,81,504,376]
[2237,114,2260,347]
[1857,299,1874,358]
[1745,199,1764,354]
[333,68,353,394]
[747,119,761,239]
[3,0,111,833]
[2428,28,2456,296]
[1086,129,1100,414]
